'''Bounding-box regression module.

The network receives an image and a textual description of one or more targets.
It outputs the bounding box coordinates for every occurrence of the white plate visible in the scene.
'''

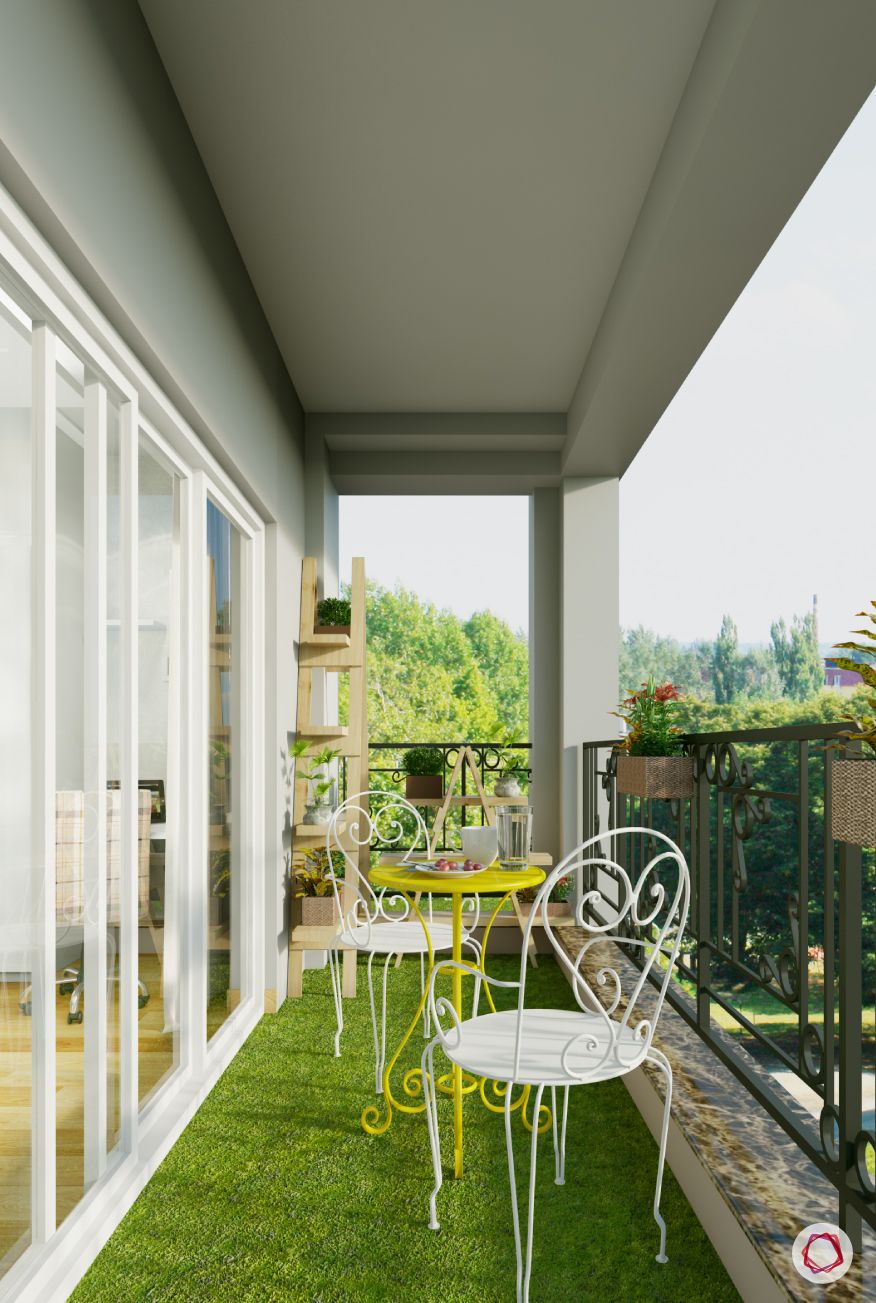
[413,861,488,878]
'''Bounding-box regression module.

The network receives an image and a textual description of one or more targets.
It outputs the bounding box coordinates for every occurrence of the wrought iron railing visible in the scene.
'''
[582,724,875,1251]
[342,741,531,851]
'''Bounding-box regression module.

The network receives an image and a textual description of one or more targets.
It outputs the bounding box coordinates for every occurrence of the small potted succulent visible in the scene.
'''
[315,596,351,635]
[830,601,876,846]
[293,847,345,926]
[402,746,444,800]
[612,679,693,800]
[290,739,341,824]
[494,739,527,797]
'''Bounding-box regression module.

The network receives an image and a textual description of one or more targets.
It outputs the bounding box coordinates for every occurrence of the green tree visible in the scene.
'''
[770,610,823,700]
[619,627,711,698]
[712,615,746,703]
[340,582,528,743]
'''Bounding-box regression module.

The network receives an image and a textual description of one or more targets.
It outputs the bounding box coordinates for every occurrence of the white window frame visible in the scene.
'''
[0,181,266,1303]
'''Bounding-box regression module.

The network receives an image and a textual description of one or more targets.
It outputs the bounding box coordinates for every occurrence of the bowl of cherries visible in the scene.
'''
[420,857,487,877]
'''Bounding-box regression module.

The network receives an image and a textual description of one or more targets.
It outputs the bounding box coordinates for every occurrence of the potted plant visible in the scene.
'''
[315,596,351,635]
[494,738,527,797]
[518,874,571,919]
[830,601,876,846]
[402,746,444,800]
[293,847,345,926]
[290,739,341,824]
[612,679,693,799]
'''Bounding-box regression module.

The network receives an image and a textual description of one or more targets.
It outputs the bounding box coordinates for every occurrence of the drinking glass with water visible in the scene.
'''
[496,805,533,868]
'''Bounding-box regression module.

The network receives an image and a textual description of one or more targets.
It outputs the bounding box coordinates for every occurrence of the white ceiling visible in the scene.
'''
[140,0,713,413]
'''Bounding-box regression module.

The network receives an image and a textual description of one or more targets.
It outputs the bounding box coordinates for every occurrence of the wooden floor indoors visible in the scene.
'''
[0,953,176,1265]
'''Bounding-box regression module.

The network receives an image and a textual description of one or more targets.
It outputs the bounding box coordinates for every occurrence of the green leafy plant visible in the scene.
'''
[291,742,341,807]
[293,847,345,897]
[316,596,351,627]
[496,736,527,779]
[612,678,685,756]
[832,600,876,755]
[402,746,444,777]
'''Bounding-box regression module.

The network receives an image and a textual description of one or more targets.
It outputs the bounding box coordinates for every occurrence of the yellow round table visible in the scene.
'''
[367,862,546,1177]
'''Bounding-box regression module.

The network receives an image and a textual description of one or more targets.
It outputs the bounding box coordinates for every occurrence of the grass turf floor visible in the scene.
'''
[72,956,740,1302]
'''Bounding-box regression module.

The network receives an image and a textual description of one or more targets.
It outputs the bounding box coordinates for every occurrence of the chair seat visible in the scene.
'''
[441,1007,646,1086]
[338,919,457,956]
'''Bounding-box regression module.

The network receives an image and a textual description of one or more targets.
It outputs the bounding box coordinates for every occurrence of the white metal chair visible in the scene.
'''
[421,826,690,1303]
[325,792,482,1093]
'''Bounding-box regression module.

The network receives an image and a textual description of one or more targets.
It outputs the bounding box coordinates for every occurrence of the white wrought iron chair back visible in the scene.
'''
[428,826,689,1083]
[521,825,689,1080]
[326,791,431,941]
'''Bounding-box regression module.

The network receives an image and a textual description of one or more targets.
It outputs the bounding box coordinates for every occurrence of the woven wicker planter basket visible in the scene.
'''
[300,895,337,927]
[616,754,694,801]
[832,758,876,847]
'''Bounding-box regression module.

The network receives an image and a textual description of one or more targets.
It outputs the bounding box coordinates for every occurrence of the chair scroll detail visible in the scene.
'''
[323,792,482,1119]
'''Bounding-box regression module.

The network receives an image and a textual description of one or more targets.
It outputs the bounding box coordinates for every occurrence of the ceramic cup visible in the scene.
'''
[460,825,499,866]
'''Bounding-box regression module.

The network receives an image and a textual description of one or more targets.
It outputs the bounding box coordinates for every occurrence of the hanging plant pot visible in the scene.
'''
[495,776,522,797]
[302,801,334,825]
[616,754,694,801]
[300,895,337,927]
[832,757,876,847]
[405,774,443,801]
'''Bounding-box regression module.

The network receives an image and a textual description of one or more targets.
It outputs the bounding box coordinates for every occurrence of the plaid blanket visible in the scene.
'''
[56,789,152,923]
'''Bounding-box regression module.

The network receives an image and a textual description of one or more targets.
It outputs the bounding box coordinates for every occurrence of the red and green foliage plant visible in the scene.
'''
[613,678,685,757]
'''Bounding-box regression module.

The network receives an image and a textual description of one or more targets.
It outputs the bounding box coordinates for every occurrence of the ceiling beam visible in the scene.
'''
[329,448,560,495]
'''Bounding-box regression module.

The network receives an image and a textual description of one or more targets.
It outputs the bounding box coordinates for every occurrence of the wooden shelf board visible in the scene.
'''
[297,725,350,738]
[409,795,530,807]
[294,820,346,838]
[301,633,351,649]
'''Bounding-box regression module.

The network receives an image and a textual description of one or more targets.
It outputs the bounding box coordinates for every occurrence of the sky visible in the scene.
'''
[339,495,530,634]
[341,90,876,648]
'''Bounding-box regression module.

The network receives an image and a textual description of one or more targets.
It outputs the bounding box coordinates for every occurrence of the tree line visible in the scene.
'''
[620,608,825,705]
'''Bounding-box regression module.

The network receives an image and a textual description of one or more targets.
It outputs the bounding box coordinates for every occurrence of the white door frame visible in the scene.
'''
[0,179,267,1303]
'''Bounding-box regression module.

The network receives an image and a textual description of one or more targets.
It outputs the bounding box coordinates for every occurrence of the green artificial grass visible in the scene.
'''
[72,957,740,1302]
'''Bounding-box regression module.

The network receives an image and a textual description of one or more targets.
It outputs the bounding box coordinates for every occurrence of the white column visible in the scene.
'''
[560,478,619,858]
[528,489,561,864]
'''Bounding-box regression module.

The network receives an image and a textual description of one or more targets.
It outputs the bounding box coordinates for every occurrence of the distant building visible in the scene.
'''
[824,657,862,693]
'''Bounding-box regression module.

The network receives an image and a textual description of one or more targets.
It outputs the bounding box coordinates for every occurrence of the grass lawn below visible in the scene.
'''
[72,956,739,1303]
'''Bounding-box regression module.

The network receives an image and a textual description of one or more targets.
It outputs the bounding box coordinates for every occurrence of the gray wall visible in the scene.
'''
[0,0,308,1001]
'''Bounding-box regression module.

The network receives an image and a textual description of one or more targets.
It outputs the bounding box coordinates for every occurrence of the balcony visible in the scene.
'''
[68,724,875,1301]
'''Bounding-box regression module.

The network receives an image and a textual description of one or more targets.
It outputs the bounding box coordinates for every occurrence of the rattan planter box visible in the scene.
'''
[616,754,694,801]
[300,895,337,927]
[832,757,876,847]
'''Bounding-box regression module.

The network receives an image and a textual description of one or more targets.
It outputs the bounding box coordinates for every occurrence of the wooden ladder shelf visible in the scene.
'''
[288,556,369,999]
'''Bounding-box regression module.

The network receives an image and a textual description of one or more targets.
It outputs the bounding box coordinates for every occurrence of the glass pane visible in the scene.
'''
[105,401,121,1154]
[0,293,33,1273]
[207,501,242,1040]
[55,357,85,1225]
[137,440,181,1103]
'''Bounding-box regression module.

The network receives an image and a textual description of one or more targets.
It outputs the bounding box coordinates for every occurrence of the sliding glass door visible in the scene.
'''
[0,226,265,1298]
[0,287,34,1273]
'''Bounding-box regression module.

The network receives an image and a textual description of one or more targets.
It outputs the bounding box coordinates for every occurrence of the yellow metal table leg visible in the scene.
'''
[452,891,464,1178]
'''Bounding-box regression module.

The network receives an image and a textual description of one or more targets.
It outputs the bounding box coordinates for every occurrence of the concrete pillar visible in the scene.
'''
[560,478,619,858]
[529,489,561,864]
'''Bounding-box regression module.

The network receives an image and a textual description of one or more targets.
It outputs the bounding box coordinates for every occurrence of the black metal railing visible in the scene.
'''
[343,741,531,851]
[582,724,875,1251]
